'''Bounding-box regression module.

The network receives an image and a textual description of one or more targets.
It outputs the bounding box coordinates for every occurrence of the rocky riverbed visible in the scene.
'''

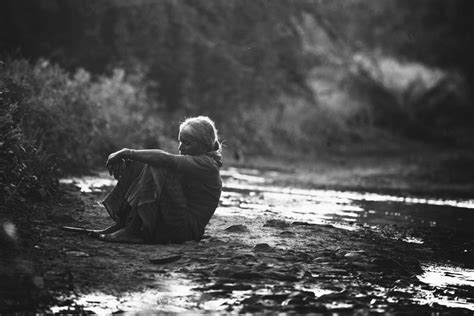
[1,162,473,314]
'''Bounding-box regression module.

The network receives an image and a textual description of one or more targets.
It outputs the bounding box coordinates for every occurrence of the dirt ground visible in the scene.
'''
[1,148,473,314]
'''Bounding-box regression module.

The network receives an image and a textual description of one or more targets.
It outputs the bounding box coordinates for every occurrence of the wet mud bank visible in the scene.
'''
[1,164,474,313]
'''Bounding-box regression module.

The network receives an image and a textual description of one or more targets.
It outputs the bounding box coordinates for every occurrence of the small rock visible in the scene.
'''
[291,221,315,226]
[264,219,290,228]
[224,225,249,233]
[253,243,273,252]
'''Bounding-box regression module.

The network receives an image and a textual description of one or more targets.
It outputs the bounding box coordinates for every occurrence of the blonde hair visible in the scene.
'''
[179,116,221,152]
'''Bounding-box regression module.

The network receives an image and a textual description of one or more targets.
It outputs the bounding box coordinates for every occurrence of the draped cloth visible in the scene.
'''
[102,153,222,244]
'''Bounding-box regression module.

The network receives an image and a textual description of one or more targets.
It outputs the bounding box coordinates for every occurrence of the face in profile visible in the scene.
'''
[178,126,206,155]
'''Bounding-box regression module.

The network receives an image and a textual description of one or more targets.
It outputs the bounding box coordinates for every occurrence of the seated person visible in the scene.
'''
[95,116,222,244]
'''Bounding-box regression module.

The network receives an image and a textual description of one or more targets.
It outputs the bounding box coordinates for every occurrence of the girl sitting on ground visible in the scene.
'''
[94,116,222,244]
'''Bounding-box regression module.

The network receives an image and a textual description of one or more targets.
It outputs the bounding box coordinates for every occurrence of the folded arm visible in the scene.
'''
[106,148,178,170]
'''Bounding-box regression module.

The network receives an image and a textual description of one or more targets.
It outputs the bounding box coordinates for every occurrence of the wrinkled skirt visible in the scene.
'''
[102,161,193,244]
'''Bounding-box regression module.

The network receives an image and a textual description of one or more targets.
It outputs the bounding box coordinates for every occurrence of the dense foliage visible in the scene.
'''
[0,58,177,172]
[0,64,58,210]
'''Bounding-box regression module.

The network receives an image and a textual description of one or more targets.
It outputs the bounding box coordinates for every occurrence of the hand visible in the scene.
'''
[108,160,125,180]
[106,148,129,169]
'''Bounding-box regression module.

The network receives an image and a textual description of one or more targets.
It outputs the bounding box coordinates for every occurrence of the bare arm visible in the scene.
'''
[106,148,178,170]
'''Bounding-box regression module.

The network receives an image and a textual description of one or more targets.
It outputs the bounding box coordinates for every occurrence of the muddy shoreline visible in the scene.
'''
[1,157,474,313]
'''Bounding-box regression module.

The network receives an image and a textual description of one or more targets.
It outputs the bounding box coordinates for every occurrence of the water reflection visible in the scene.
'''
[221,167,474,234]
[419,265,474,288]
[61,169,474,233]
[220,184,474,234]
[51,280,197,314]
[60,175,116,193]
[416,265,474,310]
[59,168,474,312]
[220,168,474,311]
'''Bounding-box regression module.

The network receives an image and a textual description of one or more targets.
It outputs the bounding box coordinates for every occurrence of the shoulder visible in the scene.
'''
[176,154,220,175]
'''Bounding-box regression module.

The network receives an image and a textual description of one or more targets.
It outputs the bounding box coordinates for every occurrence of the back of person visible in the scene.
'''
[177,153,222,239]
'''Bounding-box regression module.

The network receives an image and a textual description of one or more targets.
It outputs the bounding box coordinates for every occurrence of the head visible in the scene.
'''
[178,116,220,155]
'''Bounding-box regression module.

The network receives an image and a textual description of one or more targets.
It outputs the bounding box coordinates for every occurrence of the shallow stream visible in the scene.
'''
[58,167,474,312]
[220,167,474,234]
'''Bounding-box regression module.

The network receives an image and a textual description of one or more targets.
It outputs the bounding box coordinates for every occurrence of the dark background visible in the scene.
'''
[1,0,474,205]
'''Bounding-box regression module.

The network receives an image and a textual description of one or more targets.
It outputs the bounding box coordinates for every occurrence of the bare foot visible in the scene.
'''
[98,227,144,244]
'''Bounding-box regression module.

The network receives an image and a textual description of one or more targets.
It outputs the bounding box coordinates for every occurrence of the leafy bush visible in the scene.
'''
[1,58,174,175]
[0,57,180,211]
[0,80,59,211]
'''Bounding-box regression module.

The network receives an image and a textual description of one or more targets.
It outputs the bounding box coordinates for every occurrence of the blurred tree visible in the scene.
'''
[396,0,474,92]
[1,0,473,151]
[0,0,312,112]
[316,0,474,93]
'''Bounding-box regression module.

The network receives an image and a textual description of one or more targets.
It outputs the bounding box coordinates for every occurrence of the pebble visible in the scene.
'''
[224,225,250,233]
[253,243,273,252]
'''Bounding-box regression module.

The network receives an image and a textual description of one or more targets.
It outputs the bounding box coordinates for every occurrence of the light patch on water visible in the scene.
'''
[224,183,474,210]
[222,181,474,237]
[50,293,119,314]
[414,287,474,311]
[201,298,236,311]
[418,264,474,288]
[331,223,359,231]
[293,286,334,297]
[325,302,355,310]
[50,281,197,314]
[269,201,363,224]
[415,292,474,311]
[402,236,424,244]
[415,264,474,311]
[221,168,266,183]
[60,176,116,193]
[218,188,368,231]
[265,191,353,205]
[253,287,279,296]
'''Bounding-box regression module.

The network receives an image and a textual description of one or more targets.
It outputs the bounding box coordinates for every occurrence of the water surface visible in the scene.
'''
[59,167,474,312]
